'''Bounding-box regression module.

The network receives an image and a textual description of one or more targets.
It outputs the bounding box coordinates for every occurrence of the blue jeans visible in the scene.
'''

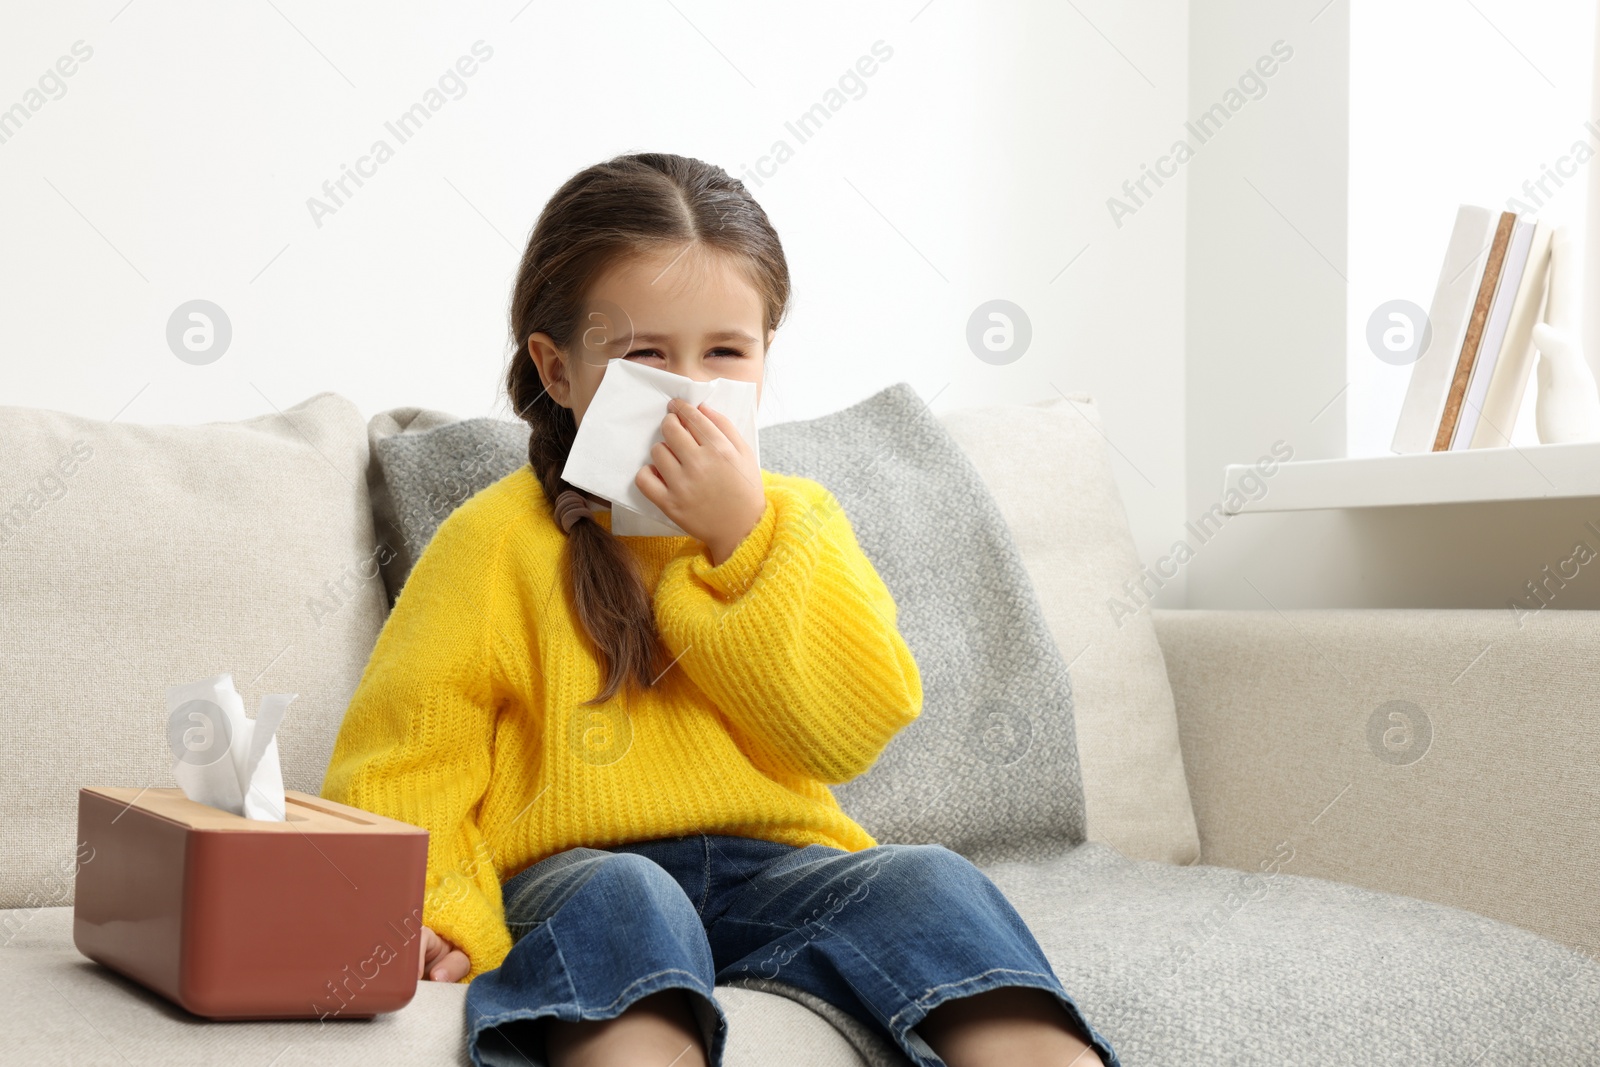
[460,831,1113,1067]
[465,833,1121,1067]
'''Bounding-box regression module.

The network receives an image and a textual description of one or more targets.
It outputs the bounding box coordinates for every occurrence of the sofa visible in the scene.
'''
[1,387,1596,1066]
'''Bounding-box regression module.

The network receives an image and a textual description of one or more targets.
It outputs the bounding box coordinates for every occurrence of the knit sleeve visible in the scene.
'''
[652,472,922,784]
[320,506,516,984]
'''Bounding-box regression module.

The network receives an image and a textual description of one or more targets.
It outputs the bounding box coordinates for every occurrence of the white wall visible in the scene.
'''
[0,1,1191,586]
[1181,1,1351,611]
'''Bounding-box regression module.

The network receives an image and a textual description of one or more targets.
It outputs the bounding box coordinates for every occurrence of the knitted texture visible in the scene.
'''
[320,465,922,982]
[760,383,1091,866]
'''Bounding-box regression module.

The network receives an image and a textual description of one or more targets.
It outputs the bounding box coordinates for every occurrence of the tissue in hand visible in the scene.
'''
[560,358,760,537]
[166,673,295,821]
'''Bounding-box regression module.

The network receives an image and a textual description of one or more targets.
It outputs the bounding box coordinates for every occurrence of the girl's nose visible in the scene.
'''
[665,359,712,382]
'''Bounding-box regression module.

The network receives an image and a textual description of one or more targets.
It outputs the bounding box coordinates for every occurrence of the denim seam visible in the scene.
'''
[595,967,716,1014]
[886,966,1057,1029]
[798,909,919,1008]
[472,967,714,1031]
[890,970,1120,1067]
[550,911,580,1006]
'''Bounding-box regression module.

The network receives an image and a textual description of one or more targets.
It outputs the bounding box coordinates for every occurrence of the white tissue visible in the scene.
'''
[561,359,760,537]
[167,673,295,821]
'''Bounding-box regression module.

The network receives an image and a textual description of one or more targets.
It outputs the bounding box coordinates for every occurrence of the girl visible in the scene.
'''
[322,152,1119,1067]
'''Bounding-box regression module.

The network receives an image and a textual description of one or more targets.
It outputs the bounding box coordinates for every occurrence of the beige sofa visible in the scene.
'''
[2,390,1595,1065]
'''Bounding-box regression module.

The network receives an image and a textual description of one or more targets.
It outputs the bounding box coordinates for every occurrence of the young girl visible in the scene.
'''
[322,152,1119,1067]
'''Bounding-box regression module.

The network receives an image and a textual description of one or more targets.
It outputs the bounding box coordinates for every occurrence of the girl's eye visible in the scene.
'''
[623,348,745,360]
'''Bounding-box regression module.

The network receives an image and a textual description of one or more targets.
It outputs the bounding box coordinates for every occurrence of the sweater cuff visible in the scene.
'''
[690,494,778,600]
[424,868,513,984]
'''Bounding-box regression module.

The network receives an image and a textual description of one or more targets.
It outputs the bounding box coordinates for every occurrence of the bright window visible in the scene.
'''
[1348,0,1594,456]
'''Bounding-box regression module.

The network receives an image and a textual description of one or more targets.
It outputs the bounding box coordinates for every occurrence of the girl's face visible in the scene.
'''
[528,243,773,429]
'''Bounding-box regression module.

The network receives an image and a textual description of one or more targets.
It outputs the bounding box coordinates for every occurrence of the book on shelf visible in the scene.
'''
[1468,218,1551,448]
[1390,203,1553,454]
[1431,209,1515,450]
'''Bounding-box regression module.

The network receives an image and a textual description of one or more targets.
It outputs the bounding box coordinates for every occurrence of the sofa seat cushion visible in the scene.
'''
[981,842,1600,1064]
[13,844,1598,1065]
[0,907,874,1066]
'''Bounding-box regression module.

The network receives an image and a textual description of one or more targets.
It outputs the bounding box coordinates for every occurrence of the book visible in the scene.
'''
[1452,215,1535,448]
[1468,218,1552,448]
[1392,205,1495,454]
[1433,210,1516,451]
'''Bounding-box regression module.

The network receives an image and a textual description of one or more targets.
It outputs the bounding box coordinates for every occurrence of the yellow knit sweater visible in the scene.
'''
[321,464,922,982]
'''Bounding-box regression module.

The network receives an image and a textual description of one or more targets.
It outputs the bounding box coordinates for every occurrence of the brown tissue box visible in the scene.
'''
[73,786,429,1021]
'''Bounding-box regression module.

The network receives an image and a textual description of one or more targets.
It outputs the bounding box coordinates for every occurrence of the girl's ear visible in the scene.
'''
[527,332,572,408]
[765,328,776,354]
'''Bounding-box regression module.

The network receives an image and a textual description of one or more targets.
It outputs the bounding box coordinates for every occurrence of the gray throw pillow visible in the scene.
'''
[365,383,1088,863]
[367,411,528,606]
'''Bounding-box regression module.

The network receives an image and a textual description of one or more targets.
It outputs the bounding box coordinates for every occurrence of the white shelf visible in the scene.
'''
[1222,441,1600,513]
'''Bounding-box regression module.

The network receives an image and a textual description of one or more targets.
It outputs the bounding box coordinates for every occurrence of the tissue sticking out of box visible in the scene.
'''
[166,673,295,821]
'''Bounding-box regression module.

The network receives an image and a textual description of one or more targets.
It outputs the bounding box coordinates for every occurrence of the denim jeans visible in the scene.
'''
[465,833,1121,1067]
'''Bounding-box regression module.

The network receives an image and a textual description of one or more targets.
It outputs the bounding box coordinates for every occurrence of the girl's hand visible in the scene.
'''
[636,397,765,565]
[419,925,471,983]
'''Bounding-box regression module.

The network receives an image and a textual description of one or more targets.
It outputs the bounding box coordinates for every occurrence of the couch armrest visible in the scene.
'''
[1152,607,1600,960]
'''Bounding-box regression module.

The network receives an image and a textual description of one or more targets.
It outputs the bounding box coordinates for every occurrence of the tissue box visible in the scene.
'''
[73,786,430,1021]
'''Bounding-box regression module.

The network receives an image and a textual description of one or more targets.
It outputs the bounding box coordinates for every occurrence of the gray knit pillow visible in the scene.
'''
[365,383,1087,863]
[367,410,528,606]
[761,384,1086,864]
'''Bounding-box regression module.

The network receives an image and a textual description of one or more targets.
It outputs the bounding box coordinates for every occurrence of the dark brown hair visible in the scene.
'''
[506,152,790,706]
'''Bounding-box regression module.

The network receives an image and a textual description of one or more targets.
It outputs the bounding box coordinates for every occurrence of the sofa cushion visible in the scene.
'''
[0,392,388,911]
[941,395,1199,865]
[367,383,1093,864]
[0,906,874,1067]
[1154,606,1600,960]
[11,843,1598,1065]
[981,841,1600,1064]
